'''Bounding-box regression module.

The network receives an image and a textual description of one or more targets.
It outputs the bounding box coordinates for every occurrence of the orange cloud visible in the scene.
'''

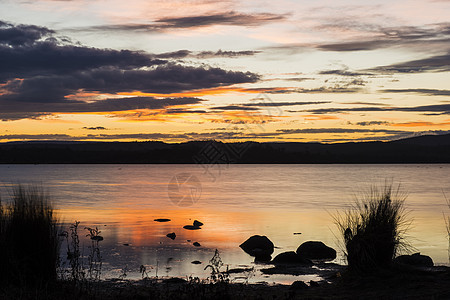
[302,115,340,121]
[118,86,292,98]
[392,121,450,127]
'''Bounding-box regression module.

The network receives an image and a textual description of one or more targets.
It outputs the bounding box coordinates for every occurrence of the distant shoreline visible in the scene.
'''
[1,133,449,164]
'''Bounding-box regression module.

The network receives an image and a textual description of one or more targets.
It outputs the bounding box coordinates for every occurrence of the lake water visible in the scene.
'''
[0,164,449,284]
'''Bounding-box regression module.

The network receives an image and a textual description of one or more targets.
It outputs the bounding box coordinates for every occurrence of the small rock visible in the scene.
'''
[91,236,103,241]
[193,242,201,247]
[154,218,171,222]
[272,251,313,265]
[296,241,336,261]
[239,235,274,260]
[293,232,302,235]
[166,232,176,240]
[123,243,130,246]
[193,220,204,227]
[394,253,433,267]
[191,260,202,264]
[183,225,201,230]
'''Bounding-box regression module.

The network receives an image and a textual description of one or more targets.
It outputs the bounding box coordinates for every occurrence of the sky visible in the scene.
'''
[0,0,449,143]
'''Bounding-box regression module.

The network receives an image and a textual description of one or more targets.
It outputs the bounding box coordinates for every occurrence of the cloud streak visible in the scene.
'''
[380,88,450,96]
[0,96,205,121]
[81,11,287,33]
[302,104,450,115]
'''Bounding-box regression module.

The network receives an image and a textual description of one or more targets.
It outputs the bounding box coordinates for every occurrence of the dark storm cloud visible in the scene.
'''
[0,97,205,121]
[0,64,259,103]
[0,20,261,120]
[83,11,286,32]
[0,20,54,46]
[380,89,450,96]
[0,21,163,82]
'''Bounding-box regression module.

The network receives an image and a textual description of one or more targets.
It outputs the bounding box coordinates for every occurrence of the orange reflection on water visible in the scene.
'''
[58,202,450,265]
[58,206,340,254]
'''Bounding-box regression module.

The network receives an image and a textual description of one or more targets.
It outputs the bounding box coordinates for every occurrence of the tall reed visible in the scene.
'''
[0,185,60,287]
[334,184,409,273]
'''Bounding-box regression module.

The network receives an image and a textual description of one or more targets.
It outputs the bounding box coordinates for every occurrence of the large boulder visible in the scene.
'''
[272,251,313,265]
[394,253,433,267]
[240,235,274,260]
[296,241,336,261]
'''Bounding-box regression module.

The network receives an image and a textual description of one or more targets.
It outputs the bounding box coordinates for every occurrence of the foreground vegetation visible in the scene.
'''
[334,184,409,273]
[1,184,449,299]
[0,185,59,287]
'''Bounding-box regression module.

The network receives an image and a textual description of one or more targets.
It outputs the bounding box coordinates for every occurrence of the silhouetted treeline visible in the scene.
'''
[0,134,450,164]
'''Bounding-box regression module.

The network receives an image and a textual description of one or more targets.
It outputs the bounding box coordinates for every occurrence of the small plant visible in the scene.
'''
[140,264,151,279]
[85,226,103,281]
[334,183,410,273]
[204,249,230,283]
[62,221,85,282]
[119,265,129,280]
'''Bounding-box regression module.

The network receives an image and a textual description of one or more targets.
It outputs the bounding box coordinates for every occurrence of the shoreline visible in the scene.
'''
[2,265,449,299]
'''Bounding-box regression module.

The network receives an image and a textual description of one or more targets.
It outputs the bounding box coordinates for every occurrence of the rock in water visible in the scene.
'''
[272,251,313,265]
[239,235,274,260]
[183,225,201,230]
[394,253,433,267]
[296,241,336,261]
[193,242,201,247]
[154,218,171,222]
[166,232,176,240]
[193,220,204,227]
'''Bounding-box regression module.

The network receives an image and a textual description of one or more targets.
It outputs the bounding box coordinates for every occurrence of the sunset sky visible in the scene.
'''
[1,0,449,143]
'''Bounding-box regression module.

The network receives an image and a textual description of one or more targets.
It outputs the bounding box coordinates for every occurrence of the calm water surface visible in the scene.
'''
[0,164,449,283]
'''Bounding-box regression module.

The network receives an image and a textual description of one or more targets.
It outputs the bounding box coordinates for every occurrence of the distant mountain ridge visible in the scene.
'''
[0,133,449,163]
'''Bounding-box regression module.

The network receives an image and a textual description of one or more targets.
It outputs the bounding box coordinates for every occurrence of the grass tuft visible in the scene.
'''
[0,185,60,287]
[334,183,410,273]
